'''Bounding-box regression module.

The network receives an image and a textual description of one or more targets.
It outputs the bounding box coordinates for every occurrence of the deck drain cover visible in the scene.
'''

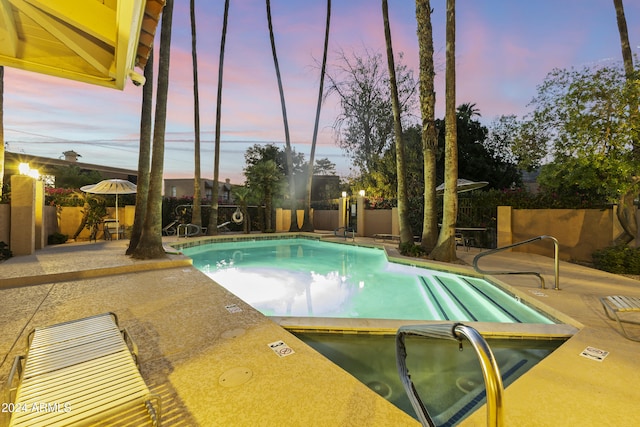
[221,328,245,339]
[219,367,253,387]
[367,380,392,399]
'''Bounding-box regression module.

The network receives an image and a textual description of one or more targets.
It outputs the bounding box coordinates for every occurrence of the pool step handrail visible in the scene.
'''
[472,235,560,290]
[177,223,201,238]
[396,323,504,427]
[334,226,355,241]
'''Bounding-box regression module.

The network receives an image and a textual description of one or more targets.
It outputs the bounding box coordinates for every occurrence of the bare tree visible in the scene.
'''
[266,0,298,231]
[190,0,202,231]
[430,0,457,262]
[382,0,413,248]
[415,0,438,252]
[132,0,174,259]
[126,50,154,255]
[208,0,230,235]
[301,0,331,232]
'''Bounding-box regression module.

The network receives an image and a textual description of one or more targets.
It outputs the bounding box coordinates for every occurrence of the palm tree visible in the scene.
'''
[430,0,457,262]
[301,0,331,232]
[248,159,282,232]
[126,50,154,255]
[415,0,438,252]
[612,0,638,243]
[457,102,480,121]
[0,66,4,201]
[132,0,174,260]
[190,0,202,232]
[266,0,298,231]
[208,0,230,236]
[382,0,413,249]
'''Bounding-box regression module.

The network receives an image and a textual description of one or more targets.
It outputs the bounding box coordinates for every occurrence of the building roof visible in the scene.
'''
[0,0,164,90]
[4,151,138,181]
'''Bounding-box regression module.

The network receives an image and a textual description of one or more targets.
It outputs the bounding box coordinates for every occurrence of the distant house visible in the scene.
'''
[3,151,138,186]
[164,178,236,204]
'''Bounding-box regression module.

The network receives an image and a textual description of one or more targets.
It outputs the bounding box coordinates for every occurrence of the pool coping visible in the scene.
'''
[271,317,578,341]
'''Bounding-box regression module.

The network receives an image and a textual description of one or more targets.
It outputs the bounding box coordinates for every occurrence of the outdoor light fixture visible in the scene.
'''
[359,190,365,197]
[18,162,40,179]
[342,191,347,198]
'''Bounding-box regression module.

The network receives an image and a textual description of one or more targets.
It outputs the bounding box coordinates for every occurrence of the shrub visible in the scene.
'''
[399,241,426,258]
[48,233,68,245]
[0,241,12,261]
[592,245,640,275]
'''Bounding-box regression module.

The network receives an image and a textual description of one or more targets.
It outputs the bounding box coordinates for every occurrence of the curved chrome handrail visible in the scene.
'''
[473,235,560,290]
[176,223,201,238]
[396,323,504,427]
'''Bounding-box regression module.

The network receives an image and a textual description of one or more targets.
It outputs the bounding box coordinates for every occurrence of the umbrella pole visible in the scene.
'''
[115,194,119,240]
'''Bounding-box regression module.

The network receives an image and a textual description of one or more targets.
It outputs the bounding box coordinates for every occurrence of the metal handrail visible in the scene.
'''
[396,323,504,427]
[177,223,201,238]
[334,226,355,241]
[473,235,560,291]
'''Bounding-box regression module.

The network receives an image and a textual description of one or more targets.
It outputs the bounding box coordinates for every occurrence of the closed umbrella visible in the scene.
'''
[81,179,137,239]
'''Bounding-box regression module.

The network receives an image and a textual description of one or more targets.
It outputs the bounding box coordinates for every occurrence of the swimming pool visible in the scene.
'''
[182,238,556,323]
[293,331,563,426]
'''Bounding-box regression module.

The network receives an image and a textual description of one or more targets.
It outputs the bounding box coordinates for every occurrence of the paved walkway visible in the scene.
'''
[1,236,639,426]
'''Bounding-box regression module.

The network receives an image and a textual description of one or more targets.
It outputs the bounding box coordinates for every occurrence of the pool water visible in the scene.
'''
[183,238,555,323]
[293,331,563,426]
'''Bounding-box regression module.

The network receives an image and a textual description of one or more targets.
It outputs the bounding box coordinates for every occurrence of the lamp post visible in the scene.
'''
[340,191,348,230]
[357,190,365,236]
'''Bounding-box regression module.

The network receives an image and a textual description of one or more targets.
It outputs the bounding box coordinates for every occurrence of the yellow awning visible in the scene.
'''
[0,0,164,90]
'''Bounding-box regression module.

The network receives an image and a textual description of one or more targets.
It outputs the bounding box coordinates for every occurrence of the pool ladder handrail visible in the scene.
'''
[396,323,504,427]
[334,226,355,241]
[472,235,560,291]
[176,223,202,238]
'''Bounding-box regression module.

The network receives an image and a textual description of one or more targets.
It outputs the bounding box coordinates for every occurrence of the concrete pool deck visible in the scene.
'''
[1,234,639,426]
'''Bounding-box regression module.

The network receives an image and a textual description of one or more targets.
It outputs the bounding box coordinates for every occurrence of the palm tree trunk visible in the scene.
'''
[266,0,298,231]
[126,50,154,255]
[612,0,638,243]
[0,66,4,201]
[416,0,438,252]
[301,0,331,232]
[191,0,202,231]
[208,0,230,236]
[132,0,174,259]
[382,0,413,247]
[431,0,457,262]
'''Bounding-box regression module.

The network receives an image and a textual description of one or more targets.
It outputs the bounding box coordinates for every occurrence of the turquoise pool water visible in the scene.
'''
[183,238,555,323]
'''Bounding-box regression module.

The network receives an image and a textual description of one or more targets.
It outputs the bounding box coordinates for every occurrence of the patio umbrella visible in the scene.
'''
[436,178,488,195]
[81,179,137,239]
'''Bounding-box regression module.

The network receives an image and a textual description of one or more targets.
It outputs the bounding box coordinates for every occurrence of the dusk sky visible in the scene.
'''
[4,0,639,185]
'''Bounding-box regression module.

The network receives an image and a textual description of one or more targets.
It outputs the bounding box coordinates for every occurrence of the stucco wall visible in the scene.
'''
[499,207,621,262]
[57,206,133,241]
[0,204,9,244]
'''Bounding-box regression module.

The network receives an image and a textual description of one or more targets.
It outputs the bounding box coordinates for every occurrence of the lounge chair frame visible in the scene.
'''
[3,313,161,426]
[600,295,640,341]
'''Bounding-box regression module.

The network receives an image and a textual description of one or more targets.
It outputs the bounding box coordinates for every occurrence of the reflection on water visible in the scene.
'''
[208,267,357,316]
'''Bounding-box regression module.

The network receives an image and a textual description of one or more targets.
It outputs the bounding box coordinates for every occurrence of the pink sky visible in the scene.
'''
[4,0,639,184]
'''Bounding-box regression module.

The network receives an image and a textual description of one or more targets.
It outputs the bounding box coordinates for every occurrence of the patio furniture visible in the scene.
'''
[104,219,123,240]
[600,295,640,341]
[4,313,161,426]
